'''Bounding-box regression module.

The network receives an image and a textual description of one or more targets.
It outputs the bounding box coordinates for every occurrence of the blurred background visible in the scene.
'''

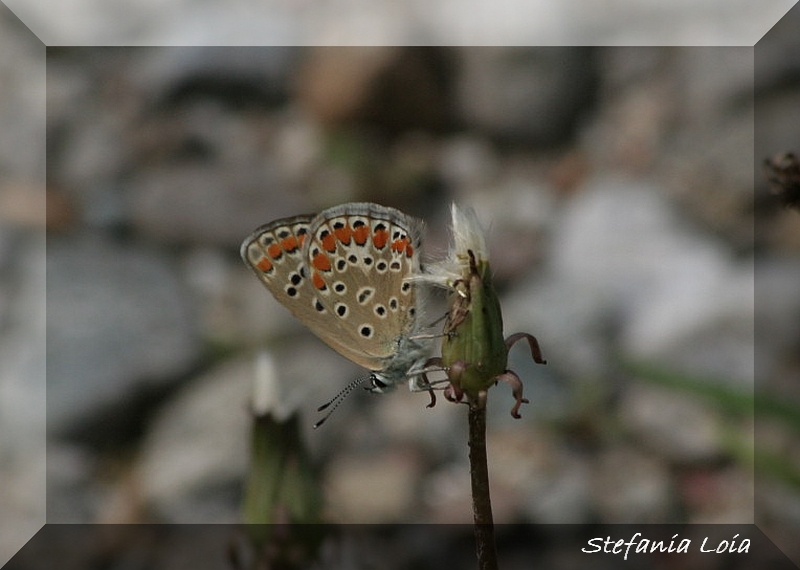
[2,3,800,569]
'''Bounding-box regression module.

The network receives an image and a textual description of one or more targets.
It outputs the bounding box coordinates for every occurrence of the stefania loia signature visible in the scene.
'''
[582,532,750,560]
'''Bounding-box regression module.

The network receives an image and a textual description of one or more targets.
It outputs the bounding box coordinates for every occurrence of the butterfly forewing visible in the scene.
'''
[241,215,325,326]
[304,204,422,367]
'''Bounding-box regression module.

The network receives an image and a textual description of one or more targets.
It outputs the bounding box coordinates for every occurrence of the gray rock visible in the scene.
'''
[0,234,46,437]
[682,466,753,524]
[180,246,301,347]
[5,0,785,47]
[127,159,301,247]
[137,358,254,523]
[456,48,597,146]
[137,341,356,522]
[46,235,200,434]
[503,176,754,385]
[49,105,129,229]
[0,234,47,562]
[619,383,725,462]
[0,9,47,565]
[295,47,454,134]
[46,48,309,242]
[44,443,99,523]
[0,5,45,181]
[754,256,800,383]
[675,47,754,126]
[131,46,297,106]
[437,135,500,191]
[325,446,424,522]
[589,445,673,522]
[755,4,800,95]
[484,427,590,523]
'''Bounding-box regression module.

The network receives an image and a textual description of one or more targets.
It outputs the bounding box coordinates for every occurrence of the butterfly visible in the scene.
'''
[241,203,433,418]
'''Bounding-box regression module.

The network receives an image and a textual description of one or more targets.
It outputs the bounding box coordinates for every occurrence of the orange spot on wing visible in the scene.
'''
[321,233,337,252]
[281,235,299,252]
[256,257,273,272]
[334,225,352,244]
[391,238,408,254]
[267,243,282,259]
[405,244,414,258]
[312,253,332,272]
[373,228,389,249]
[353,225,369,245]
[298,233,307,247]
[312,271,326,290]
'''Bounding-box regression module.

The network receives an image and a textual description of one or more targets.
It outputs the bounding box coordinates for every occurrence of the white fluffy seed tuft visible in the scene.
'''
[416,203,488,289]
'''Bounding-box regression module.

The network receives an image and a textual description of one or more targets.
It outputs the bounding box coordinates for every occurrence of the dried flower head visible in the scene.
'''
[421,204,546,416]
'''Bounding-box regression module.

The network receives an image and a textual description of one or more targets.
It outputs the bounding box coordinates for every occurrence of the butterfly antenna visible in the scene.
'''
[313,375,368,429]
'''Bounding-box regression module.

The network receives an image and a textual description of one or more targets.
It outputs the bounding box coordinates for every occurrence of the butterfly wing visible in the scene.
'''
[303,203,425,372]
[241,212,398,369]
[241,214,316,318]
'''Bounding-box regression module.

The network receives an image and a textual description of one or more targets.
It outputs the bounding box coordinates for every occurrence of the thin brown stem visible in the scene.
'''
[468,395,498,570]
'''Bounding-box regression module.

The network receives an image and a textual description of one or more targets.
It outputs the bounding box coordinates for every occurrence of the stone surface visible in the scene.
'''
[46,236,201,434]
[7,0,786,47]
[456,48,597,147]
[0,8,46,567]
[619,383,725,463]
[503,176,755,386]
[325,446,424,523]
[590,445,673,522]
[137,358,254,523]
[0,235,46,561]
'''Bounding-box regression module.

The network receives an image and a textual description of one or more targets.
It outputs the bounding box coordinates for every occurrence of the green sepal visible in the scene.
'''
[440,254,508,402]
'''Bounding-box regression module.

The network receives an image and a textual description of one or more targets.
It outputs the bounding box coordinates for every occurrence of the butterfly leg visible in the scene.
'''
[410,332,449,341]
[494,370,529,418]
[445,285,471,331]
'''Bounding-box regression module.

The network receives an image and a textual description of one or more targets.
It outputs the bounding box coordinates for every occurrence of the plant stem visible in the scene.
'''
[468,395,498,570]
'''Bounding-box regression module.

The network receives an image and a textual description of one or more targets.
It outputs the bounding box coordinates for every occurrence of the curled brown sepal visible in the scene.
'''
[442,360,467,405]
[420,357,443,408]
[494,370,529,419]
[505,332,547,365]
[491,332,547,418]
